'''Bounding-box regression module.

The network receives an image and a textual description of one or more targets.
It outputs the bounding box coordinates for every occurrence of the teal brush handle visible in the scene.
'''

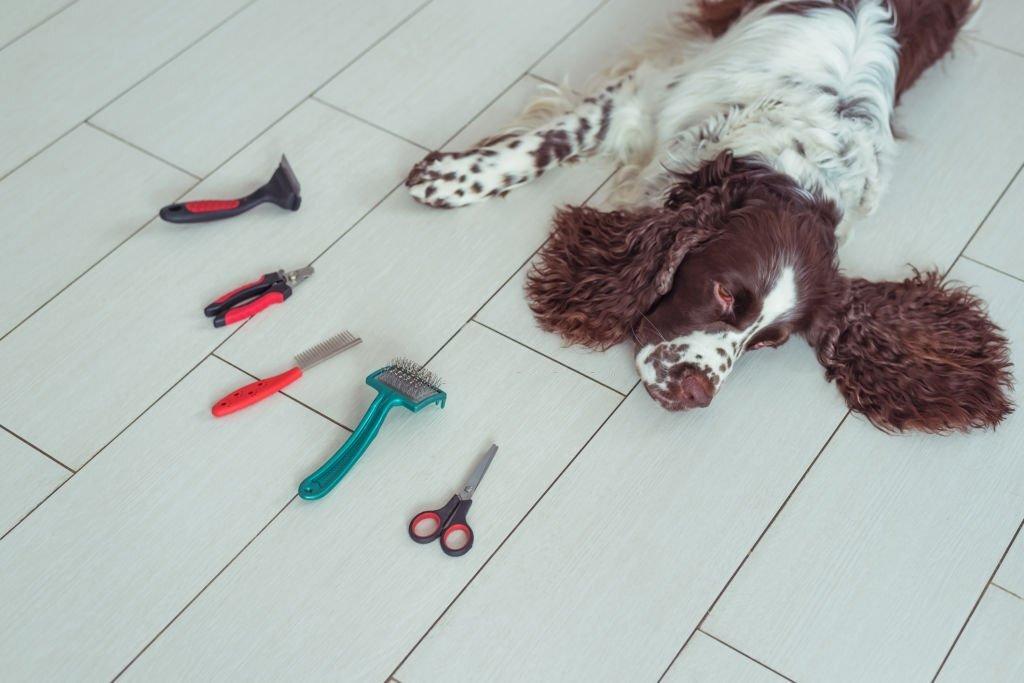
[298,392,401,500]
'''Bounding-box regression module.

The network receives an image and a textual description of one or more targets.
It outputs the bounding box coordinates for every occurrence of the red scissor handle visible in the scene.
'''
[184,199,241,213]
[408,495,474,557]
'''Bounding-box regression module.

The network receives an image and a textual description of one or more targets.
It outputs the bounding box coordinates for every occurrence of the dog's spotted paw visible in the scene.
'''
[405,150,495,208]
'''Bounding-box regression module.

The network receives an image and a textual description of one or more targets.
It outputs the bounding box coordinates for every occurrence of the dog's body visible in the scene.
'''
[407,0,1014,432]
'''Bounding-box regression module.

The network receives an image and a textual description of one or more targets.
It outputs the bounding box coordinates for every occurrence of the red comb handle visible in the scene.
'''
[212,367,303,417]
[215,290,286,327]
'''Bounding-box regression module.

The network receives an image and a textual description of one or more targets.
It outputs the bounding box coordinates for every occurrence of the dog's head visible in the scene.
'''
[528,152,1013,432]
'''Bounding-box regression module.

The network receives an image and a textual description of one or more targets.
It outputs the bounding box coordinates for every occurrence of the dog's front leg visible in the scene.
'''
[405,79,636,208]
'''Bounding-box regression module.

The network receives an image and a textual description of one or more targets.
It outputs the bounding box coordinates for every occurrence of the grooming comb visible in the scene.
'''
[211,330,361,417]
[298,358,446,500]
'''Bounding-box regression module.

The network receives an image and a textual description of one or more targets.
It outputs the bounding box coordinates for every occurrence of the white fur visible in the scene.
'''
[636,266,798,392]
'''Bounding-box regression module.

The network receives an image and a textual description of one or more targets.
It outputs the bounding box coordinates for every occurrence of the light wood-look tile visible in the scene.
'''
[975,0,1024,54]
[0,429,67,536]
[0,101,421,468]
[937,586,1024,683]
[996,534,1024,598]
[121,324,620,681]
[838,42,1024,280]
[0,0,74,49]
[966,170,1024,281]
[703,260,1024,682]
[93,0,422,176]
[397,342,847,681]
[218,79,612,428]
[0,358,345,681]
[0,0,250,177]
[532,0,683,88]
[663,632,787,683]
[316,0,604,148]
[0,125,193,336]
[475,266,637,394]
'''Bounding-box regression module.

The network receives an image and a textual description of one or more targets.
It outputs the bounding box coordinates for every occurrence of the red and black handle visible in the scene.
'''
[161,193,268,224]
[204,273,291,328]
[409,495,474,557]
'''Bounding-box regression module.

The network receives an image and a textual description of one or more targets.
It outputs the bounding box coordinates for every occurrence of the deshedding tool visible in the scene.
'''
[298,359,446,500]
[160,155,301,223]
[211,331,361,417]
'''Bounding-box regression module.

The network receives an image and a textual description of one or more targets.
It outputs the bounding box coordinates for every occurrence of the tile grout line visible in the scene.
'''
[112,492,302,680]
[0,424,73,474]
[472,319,627,397]
[86,121,202,179]
[210,353,355,433]
[930,515,1024,682]
[523,0,612,74]
[387,389,632,680]
[309,97,432,151]
[657,411,853,682]
[960,255,1024,286]
[943,160,1024,279]
[0,0,263,186]
[973,36,1024,60]
[0,181,197,346]
[990,581,1024,602]
[697,629,798,682]
[0,0,80,52]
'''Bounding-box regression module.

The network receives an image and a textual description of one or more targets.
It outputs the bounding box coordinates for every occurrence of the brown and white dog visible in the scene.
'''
[406,0,1013,433]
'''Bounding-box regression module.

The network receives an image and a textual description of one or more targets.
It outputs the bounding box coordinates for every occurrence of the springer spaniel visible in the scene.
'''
[406,0,1014,433]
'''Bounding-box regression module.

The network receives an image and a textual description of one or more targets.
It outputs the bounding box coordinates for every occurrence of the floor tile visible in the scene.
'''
[397,341,847,681]
[0,0,74,49]
[316,0,604,148]
[217,79,612,429]
[0,101,421,468]
[937,586,1024,683]
[475,266,637,394]
[532,0,682,88]
[121,324,619,681]
[93,0,422,176]
[838,41,1024,280]
[0,0,250,177]
[663,632,786,683]
[0,125,193,336]
[966,170,1024,281]
[0,358,345,681]
[0,429,67,536]
[703,260,1024,682]
[975,0,1024,54]
[996,533,1024,598]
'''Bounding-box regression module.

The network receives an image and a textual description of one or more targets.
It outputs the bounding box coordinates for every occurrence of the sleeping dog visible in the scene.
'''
[406,0,1012,433]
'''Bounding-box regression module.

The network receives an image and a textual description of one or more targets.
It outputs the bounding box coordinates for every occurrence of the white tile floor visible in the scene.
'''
[1,1,1022,681]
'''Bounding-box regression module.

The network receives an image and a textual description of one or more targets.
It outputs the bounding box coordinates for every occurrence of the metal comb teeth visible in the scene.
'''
[378,357,444,402]
[295,331,361,369]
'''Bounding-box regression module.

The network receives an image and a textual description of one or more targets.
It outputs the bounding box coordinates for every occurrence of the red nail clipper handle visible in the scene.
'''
[212,367,303,417]
[215,291,286,327]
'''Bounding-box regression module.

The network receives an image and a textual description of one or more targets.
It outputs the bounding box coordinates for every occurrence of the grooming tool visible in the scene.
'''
[298,358,446,501]
[203,266,314,328]
[409,444,496,557]
[211,330,361,417]
[160,155,301,223]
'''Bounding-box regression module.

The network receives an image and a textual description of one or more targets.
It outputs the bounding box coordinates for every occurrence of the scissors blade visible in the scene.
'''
[460,444,497,499]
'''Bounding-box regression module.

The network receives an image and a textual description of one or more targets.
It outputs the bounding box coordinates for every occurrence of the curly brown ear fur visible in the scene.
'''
[526,205,715,348]
[810,270,1014,433]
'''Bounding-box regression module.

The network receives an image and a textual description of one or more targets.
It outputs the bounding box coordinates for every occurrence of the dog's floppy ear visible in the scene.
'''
[809,270,1014,433]
[526,204,717,348]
